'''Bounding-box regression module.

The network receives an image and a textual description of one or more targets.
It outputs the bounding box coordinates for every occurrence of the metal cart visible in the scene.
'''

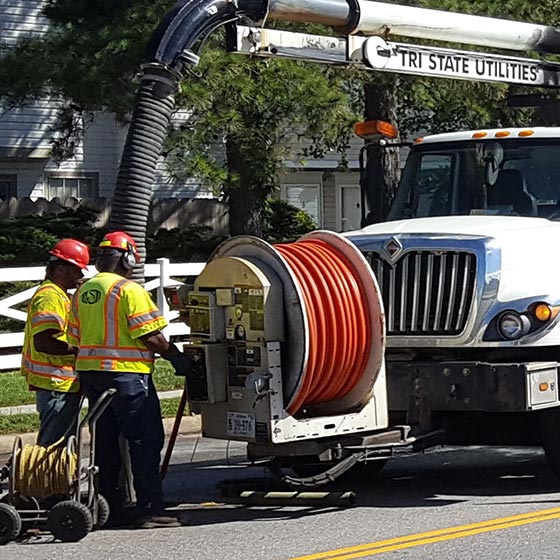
[0,388,116,543]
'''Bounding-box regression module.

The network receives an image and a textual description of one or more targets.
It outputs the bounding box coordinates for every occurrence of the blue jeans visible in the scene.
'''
[78,371,165,513]
[35,390,82,447]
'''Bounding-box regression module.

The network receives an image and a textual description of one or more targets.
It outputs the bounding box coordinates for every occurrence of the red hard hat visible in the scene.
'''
[99,231,140,263]
[49,239,90,270]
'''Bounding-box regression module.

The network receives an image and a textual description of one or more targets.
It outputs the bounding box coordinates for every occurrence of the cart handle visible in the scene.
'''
[79,388,117,431]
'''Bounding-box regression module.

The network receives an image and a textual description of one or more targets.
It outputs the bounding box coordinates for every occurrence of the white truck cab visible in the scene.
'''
[344,128,560,466]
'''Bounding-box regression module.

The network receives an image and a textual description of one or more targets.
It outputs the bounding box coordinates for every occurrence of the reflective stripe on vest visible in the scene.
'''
[21,355,77,381]
[104,278,128,347]
[78,346,153,361]
[128,310,164,331]
[67,322,79,340]
[31,311,65,329]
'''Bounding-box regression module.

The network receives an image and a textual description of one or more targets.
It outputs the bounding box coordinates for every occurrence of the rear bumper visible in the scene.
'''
[387,360,559,412]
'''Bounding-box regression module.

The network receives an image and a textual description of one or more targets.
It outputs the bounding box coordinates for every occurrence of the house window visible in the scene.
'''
[282,184,321,224]
[46,173,99,200]
[0,175,17,200]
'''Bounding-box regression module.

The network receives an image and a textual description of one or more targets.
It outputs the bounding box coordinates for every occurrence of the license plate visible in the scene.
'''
[226,412,255,438]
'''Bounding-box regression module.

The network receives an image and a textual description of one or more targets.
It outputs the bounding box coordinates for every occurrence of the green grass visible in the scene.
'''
[0,359,185,408]
[0,371,35,407]
[0,396,189,435]
[0,414,39,435]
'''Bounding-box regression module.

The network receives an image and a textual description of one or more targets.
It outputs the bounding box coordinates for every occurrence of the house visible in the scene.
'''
[0,0,364,232]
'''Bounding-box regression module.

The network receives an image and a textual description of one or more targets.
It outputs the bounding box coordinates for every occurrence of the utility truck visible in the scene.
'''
[115,0,560,484]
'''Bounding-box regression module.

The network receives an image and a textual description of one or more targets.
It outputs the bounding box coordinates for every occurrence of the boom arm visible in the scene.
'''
[230,26,560,87]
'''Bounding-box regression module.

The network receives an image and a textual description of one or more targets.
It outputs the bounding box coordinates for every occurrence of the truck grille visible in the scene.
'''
[365,250,477,336]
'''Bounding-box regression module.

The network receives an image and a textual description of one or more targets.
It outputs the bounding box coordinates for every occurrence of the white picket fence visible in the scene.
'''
[0,258,206,371]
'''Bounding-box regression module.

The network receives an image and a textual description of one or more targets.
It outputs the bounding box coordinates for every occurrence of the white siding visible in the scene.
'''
[0,97,63,153]
[282,135,363,170]
[0,0,58,156]
[0,0,49,49]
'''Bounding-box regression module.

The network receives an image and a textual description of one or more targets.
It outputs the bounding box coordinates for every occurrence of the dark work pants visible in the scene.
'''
[35,390,82,447]
[78,371,165,513]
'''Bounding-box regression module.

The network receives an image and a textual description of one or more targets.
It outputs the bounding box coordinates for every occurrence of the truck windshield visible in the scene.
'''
[388,138,560,221]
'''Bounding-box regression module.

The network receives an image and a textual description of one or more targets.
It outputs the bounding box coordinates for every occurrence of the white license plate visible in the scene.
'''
[227,412,255,438]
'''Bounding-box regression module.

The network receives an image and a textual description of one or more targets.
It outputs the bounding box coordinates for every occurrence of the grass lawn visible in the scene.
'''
[0,360,189,435]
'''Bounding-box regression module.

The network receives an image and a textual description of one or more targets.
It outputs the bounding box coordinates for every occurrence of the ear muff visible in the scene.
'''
[121,244,137,270]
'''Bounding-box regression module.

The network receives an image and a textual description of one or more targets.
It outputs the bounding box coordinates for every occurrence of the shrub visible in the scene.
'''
[263,198,317,243]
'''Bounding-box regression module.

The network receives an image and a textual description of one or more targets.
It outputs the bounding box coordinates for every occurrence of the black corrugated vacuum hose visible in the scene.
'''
[109,0,268,281]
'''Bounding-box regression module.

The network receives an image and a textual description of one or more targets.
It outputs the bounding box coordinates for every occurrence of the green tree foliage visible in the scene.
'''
[0,207,98,265]
[167,39,357,235]
[262,199,318,244]
[388,0,560,134]
[146,225,225,263]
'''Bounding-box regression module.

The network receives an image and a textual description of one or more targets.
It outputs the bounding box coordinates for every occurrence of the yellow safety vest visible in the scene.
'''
[68,272,168,374]
[21,280,79,393]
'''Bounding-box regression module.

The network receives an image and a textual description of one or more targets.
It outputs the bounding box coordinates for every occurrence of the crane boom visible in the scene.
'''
[231,26,560,88]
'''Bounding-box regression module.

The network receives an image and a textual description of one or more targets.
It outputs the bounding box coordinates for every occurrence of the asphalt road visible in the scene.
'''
[2,437,560,559]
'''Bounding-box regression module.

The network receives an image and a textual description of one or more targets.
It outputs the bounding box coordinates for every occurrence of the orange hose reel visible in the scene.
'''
[275,238,372,415]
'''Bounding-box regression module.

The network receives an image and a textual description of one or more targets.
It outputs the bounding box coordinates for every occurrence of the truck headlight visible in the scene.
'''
[497,311,530,340]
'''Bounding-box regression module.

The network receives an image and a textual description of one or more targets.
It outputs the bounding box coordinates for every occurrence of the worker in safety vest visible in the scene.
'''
[21,238,90,447]
[68,231,188,529]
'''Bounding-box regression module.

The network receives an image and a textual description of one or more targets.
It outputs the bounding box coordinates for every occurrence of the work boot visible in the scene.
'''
[134,512,181,529]
[104,505,144,529]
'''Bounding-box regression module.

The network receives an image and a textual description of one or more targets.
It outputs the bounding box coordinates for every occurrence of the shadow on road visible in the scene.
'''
[164,444,560,521]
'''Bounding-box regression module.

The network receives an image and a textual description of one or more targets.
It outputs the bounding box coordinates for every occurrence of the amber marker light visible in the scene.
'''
[354,119,398,140]
[534,303,552,322]
[472,131,488,138]
[495,131,511,137]
[518,130,535,137]
[414,137,424,144]
[539,382,550,392]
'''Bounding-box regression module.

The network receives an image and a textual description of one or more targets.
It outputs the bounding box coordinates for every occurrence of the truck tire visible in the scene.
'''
[539,407,560,478]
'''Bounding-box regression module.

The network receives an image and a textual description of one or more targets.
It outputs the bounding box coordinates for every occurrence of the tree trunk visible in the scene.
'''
[362,79,401,225]
[225,138,266,237]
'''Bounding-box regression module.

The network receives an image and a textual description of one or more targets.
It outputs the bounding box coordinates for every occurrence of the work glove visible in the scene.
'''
[166,344,193,377]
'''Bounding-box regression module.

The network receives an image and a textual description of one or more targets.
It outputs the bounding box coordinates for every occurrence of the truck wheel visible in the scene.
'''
[47,500,93,542]
[539,407,560,478]
[0,503,22,545]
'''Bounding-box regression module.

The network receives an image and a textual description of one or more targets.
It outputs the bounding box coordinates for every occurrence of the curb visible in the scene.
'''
[0,390,184,417]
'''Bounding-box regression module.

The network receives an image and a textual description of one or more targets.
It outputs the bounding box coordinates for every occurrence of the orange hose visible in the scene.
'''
[275,238,372,415]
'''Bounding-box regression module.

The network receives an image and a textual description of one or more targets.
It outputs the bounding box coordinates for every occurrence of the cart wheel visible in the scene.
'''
[47,500,93,542]
[0,503,22,545]
[93,494,110,530]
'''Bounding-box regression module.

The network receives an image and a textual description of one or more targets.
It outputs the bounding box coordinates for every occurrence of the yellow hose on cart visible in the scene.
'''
[12,438,78,498]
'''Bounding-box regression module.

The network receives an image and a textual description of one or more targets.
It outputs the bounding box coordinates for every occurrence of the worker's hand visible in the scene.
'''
[166,345,192,376]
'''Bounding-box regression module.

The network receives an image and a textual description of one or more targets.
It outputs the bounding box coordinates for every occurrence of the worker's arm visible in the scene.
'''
[34,329,77,355]
[140,330,191,374]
